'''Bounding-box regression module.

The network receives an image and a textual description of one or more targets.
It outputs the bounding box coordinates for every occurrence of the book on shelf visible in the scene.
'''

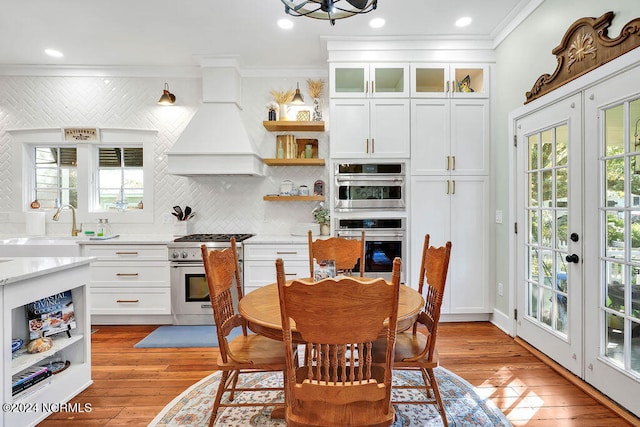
[25,290,76,340]
[12,366,52,396]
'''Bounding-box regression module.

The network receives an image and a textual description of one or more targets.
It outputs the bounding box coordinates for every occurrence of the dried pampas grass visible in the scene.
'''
[270,89,294,105]
[307,79,324,98]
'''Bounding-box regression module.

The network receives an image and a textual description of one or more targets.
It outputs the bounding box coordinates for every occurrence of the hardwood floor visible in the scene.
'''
[36,322,638,426]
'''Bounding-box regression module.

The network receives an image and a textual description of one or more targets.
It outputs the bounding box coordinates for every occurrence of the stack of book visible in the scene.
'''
[12,366,52,396]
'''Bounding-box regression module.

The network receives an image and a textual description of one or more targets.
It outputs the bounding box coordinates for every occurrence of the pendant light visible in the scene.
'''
[158,82,176,105]
[291,82,304,104]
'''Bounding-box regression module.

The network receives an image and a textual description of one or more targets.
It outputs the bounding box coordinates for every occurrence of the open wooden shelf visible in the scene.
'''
[262,158,325,166]
[263,121,325,132]
[263,195,324,202]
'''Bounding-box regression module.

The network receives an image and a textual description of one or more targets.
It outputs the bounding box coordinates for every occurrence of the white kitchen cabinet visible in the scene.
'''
[411,98,489,176]
[243,243,309,294]
[330,98,410,159]
[330,63,409,98]
[410,63,489,98]
[410,175,490,314]
[82,244,170,321]
[3,260,91,427]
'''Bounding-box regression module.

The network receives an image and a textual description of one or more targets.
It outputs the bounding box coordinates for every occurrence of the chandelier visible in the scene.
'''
[280,0,378,25]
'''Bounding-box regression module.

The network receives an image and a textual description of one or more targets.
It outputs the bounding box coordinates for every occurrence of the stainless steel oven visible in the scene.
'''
[334,163,405,211]
[168,233,253,325]
[335,217,406,281]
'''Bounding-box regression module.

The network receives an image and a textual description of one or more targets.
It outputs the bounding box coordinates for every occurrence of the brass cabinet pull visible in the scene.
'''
[365,80,369,94]
[115,251,138,255]
[445,81,449,93]
[366,138,369,153]
[116,273,139,277]
[452,155,456,170]
[452,80,456,92]
[285,273,297,276]
[371,80,375,93]
[371,138,375,153]
[116,299,139,303]
[277,251,298,255]
[452,180,456,194]
[446,180,450,194]
[446,156,450,170]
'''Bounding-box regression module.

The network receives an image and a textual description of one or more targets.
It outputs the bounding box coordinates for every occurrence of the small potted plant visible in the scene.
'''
[312,203,330,236]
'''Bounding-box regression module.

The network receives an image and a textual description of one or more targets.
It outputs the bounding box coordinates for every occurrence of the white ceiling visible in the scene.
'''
[0,0,538,69]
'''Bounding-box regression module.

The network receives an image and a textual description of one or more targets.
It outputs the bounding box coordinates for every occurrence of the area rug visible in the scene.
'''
[148,367,511,426]
[134,325,242,348]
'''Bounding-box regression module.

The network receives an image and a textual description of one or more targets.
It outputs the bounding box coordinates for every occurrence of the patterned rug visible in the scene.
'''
[149,367,511,426]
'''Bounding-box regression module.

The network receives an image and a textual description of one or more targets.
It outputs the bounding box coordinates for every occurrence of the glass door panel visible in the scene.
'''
[599,99,640,377]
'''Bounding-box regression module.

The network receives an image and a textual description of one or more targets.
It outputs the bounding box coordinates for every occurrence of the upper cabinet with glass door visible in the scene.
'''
[411,63,489,98]
[330,63,409,98]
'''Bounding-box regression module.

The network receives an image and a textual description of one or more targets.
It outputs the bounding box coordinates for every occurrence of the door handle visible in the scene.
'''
[366,138,369,153]
[566,254,579,263]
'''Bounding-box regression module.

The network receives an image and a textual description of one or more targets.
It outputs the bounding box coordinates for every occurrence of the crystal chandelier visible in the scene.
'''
[280,0,378,25]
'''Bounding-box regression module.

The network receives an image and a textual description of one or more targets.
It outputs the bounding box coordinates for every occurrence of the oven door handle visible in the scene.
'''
[171,263,204,268]
[335,176,404,184]
[337,231,405,238]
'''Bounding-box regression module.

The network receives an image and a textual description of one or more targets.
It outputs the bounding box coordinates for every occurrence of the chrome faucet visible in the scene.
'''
[52,204,81,236]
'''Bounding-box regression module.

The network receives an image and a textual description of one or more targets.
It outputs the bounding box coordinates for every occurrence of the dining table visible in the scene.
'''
[239,278,425,342]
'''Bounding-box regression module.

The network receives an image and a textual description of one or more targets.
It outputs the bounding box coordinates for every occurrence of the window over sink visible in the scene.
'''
[11,127,157,224]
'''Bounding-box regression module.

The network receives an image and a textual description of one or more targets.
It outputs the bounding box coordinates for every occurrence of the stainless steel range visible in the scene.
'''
[168,233,254,325]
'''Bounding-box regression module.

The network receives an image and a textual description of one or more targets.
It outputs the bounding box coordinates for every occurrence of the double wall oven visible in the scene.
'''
[168,233,253,325]
[333,162,407,281]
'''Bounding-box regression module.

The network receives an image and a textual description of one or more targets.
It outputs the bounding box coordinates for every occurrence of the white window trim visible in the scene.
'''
[11,127,157,225]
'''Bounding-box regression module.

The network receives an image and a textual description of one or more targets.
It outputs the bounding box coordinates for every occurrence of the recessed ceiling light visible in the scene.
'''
[369,18,385,28]
[278,19,294,30]
[455,17,472,27]
[45,48,64,58]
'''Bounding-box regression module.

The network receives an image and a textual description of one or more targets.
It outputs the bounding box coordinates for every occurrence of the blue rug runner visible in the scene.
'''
[134,325,242,348]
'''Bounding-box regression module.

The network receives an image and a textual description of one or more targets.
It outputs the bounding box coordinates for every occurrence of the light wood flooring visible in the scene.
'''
[36,322,639,426]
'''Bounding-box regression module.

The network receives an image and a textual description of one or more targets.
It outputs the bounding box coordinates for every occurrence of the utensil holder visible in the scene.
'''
[173,221,190,236]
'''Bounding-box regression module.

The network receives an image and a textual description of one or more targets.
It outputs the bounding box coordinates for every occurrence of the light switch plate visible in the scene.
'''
[495,210,503,224]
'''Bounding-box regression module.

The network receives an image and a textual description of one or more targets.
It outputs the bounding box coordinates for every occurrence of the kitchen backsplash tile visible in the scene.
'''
[0,74,329,236]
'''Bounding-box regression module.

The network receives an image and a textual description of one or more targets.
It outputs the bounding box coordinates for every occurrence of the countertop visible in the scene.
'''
[0,257,94,286]
[0,233,327,246]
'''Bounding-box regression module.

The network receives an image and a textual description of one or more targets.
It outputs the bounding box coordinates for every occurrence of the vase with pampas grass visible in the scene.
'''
[270,89,294,121]
[307,79,324,121]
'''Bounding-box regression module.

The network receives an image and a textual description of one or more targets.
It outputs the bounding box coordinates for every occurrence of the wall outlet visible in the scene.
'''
[162,213,173,224]
[497,282,504,297]
[495,210,503,224]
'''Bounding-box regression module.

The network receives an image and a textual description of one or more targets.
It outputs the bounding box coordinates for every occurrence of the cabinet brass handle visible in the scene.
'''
[446,156,450,170]
[115,251,138,255]
[116,299,139,303]
[452,180,456,194]
[452,155,456,170]
[285,273,297,276]
[116,273,139,277]
[277,251,298,255]
[451,80,456,92]
[371,80,375,93]
[371,138,375,153]
[366,138,369,153]
[365,80,369,94]
[446,81,449,93]
[446,180,450,194]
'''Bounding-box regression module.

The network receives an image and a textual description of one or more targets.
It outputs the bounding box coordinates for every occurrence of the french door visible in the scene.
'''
[515,93,583,375]
[583,72,640,414]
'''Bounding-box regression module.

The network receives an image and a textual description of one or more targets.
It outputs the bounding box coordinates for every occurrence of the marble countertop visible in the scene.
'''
[0,257,93,286]
[0,235,175,245]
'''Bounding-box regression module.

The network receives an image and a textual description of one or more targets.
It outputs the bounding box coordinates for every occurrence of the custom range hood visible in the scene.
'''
[167,57,264,176]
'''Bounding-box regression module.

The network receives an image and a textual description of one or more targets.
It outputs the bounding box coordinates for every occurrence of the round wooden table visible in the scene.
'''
[239,280,425,341]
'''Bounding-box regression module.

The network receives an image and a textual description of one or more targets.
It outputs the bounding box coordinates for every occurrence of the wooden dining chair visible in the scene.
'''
[201,238,288,427]
[308,230,365,277]
[276,256,401,427]
[373,234,452,426]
